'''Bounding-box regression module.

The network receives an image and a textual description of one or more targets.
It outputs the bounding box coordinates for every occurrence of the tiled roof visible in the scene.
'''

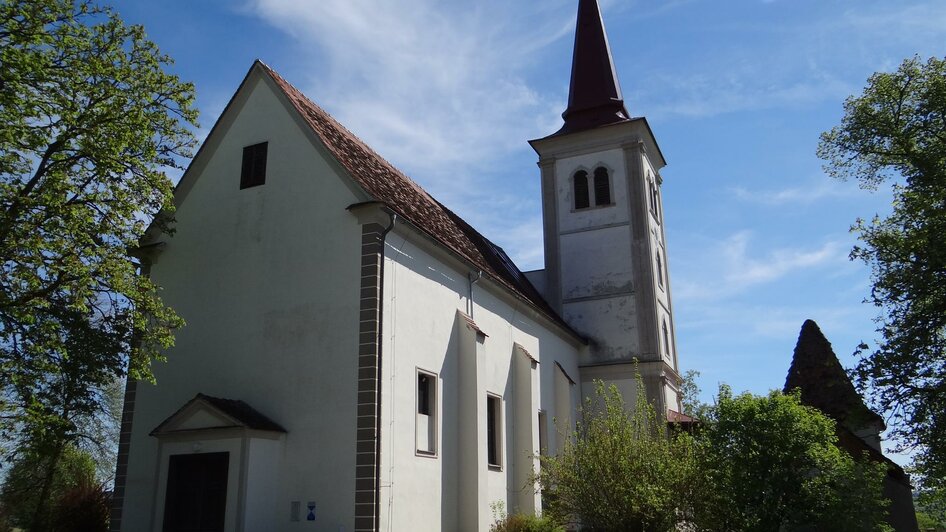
[784,320,909,486]
[784,319,885,431]
[151,393,286,434]
[259,62,578,338]
[667,409,697,424]
[196,394,287,433]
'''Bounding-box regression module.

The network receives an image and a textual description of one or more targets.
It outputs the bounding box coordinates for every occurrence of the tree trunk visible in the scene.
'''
[29,442,65,532]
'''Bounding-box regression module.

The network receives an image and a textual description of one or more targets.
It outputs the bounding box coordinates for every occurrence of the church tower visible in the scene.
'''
[529,0,682,414]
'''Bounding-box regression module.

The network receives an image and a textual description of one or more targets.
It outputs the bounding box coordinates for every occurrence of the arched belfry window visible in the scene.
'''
[574,170,590,210]
[593,167,611,206]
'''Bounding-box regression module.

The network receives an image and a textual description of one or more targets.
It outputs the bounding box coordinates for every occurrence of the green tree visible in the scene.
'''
[0,0,196,526]
[680,368,711,420]
[536,379,699,532]
[692,387,891,531]
[915,478,946,532]
[0,443,96,531]
[818,55,946,480]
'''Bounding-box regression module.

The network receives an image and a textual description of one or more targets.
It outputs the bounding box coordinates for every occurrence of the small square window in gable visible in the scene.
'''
[240,142,268,189]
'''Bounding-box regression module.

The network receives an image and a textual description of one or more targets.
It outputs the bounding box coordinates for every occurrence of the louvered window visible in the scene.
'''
[240,142,268,189]
[594,167,611,206]
[574,171,590,209]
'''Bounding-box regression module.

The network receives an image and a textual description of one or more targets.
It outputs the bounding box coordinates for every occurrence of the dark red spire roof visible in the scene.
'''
[784,319,885,431]
[557,0,630,136]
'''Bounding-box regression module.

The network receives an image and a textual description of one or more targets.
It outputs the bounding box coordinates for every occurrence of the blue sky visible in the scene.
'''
[114,0,945,456]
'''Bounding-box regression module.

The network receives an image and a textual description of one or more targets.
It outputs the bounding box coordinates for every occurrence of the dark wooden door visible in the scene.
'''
[162,452,229,532]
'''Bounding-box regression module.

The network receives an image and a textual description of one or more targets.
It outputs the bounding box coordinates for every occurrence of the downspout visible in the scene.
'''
[374,212,396,531]
[468,270,482,319]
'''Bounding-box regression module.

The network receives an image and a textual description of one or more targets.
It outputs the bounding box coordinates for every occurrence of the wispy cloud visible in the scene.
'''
[673,231,846,301]
[246,0,571,176]
[643,67,854,119]
[840,3,946,38]
[730,180,861,205]
[631,1,946,120]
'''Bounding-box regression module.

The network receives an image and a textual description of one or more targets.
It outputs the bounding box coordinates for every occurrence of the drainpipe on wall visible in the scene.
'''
[468,270,482,319]
[373,212,396,530]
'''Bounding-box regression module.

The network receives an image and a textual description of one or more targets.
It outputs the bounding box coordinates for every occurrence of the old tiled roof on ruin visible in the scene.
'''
[259,62,579,339]
[784,319,885,431]
[784,320,909,484]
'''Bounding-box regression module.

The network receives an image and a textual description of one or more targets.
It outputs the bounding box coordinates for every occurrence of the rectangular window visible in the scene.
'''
[487,394,502,469]
[538,410,548,455]
[240,142,268,189]
[416,371,437,455]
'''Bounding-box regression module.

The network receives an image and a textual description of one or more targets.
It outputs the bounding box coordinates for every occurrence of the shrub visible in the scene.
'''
[490,502,564,532]
[51,480,111,532]
[536,379,699,532]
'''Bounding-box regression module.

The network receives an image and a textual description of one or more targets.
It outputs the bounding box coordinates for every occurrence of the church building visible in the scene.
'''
[112,1,682,530]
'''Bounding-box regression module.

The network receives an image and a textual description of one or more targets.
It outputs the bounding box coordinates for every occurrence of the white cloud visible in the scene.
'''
[678,300,864,343]
[644,68,854,119]
[630,2,946,120]
[246,0,571,176]
[730,180,861,205]
[840,3,946,37]
[673,231,846,301]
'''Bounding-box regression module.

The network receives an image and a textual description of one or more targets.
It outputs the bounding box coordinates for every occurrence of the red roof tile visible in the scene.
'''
[259,62,578,339]
[667,409,697,423]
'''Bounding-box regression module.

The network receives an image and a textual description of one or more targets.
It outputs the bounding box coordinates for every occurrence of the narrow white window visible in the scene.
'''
[487,394,502,469]
[662,320,671,358]
[656,251,664,288]
[416,370,437,455]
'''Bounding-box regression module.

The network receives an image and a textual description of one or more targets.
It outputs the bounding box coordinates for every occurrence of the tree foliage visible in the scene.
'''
[692,387,891,532]
[536,379,699,532]
[680,368,711,420]
[489,502,564,532]
[537,377,891,531]
[818,55,946,479]
[0,0,196,524]
[0,443,97,531]
[916,479,946,532]
[0,0,194,450]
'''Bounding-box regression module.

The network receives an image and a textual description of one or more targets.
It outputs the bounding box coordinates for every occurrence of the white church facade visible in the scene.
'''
[112,1,682,531]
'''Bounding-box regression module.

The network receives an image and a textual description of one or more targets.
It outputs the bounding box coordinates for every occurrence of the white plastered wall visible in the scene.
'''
[122,73,365,531]
[377,229,581,532]
[554,148,642,363]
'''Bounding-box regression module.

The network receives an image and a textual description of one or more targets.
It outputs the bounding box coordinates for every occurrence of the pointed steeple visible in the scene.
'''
[558,0,630,136]
[784,319,884,431]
